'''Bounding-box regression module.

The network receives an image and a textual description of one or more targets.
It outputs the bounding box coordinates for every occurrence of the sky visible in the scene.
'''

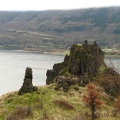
[0,0,120,11]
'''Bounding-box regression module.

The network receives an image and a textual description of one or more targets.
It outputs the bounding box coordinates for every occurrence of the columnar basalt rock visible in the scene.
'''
[46,41,107,91]
[18,67,37,95]
[46,54,69,85]
[68,42,105,77]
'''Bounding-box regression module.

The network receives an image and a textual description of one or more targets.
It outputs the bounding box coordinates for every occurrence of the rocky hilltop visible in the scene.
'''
[0,42,119,120]
[46,41,106,91]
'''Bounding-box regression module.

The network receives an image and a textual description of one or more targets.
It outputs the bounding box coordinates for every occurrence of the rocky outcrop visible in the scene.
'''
[54,76,76,92]
[69,41,105,77]
[18,67,37,95]
[46,41,106,91]
[46,54,69,84]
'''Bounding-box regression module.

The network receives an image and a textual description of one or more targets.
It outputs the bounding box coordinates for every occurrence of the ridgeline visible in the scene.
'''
[0,7,120,52]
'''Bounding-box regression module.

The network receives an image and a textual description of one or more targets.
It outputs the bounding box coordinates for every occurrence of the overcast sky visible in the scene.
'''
[0,0,120,11]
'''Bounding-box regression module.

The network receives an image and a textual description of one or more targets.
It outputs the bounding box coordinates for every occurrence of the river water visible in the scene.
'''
[0,50,64,95]
[0,50,119,95]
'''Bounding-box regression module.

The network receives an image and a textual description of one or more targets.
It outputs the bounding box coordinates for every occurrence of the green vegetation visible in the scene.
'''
[0,84,119,120]
[0,42,120,120]
[0,8,120,119]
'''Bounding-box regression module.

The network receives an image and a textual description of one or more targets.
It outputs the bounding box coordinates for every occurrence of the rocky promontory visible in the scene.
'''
[0,41,119,120]
[46,41,107,91]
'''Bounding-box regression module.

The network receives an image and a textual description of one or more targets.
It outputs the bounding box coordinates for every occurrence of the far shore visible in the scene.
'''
[0,46,120,58]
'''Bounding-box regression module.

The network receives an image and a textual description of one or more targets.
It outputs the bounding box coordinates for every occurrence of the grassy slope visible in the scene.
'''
[0,84,119,120]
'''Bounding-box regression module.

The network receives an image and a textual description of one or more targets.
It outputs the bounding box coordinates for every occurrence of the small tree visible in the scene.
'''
[83,83,102,120]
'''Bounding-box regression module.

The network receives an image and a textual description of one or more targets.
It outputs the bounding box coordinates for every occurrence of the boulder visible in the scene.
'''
[54,76,76,91]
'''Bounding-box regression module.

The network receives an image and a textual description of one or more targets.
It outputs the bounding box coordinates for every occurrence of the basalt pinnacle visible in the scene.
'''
[18,67,37,95]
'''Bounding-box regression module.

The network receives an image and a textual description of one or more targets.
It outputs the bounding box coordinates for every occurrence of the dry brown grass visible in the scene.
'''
[54,99,75,110]
[6,105,32,120]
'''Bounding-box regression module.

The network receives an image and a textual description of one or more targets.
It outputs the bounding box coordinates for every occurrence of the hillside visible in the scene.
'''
[0,42,120,120]
[0,85,119,120]
[0,7,120,52]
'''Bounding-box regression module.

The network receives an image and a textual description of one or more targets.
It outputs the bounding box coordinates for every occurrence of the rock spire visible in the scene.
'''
[18,67,37,95]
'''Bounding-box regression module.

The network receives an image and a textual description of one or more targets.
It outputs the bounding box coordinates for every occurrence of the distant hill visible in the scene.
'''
[0,7,120,50]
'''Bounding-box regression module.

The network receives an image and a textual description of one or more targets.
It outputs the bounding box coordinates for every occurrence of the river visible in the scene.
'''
[0,50,64,95]
[0,50,119,95]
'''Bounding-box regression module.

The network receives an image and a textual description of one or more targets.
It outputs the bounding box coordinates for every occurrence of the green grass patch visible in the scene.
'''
[0,85,119,120]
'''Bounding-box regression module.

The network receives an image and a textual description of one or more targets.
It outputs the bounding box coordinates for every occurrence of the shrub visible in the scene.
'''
[54,99,75,110]
[6,114,20,120]
[99,71,120,97]
[6,106,32,120]
[83,83,102,120]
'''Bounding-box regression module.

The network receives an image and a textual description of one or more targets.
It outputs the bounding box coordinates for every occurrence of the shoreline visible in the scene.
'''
[0,47,120,58]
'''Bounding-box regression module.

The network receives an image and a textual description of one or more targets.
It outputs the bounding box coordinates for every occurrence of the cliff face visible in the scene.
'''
[46,54,69,85]
[68,41,105,77]
[46,41,106,91]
